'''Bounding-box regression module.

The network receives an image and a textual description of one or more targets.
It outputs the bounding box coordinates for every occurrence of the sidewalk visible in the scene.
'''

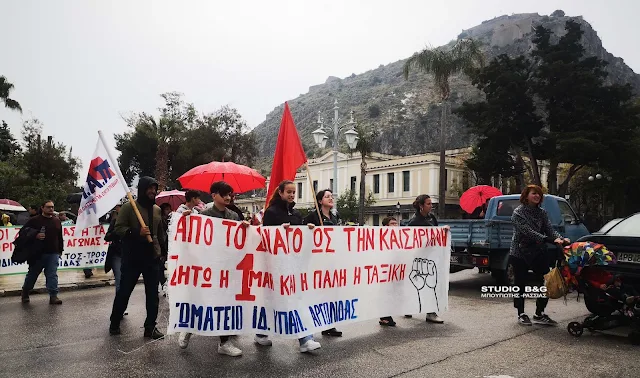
[0,268,119,296]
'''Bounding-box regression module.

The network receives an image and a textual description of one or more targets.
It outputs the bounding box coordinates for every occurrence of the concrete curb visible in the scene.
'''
[0,278,145,297]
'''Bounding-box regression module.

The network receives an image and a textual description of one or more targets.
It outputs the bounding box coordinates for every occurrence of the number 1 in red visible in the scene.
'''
[236,253,256,301]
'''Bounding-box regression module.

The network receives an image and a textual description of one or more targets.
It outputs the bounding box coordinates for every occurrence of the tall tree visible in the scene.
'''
[0,118,80,208]
[115,95,258,189]
[403,39,485,217]
[464,138,522,186]
[0,76,22,112]
[19,118,81,186]
[0,120,20,161]
[120,92,196,190]
[170,107,257,184]
[114,127,159,184]
[456,54,545,186]
[347,122,379,225]
[335,189,376,224]
[530,20,632,195]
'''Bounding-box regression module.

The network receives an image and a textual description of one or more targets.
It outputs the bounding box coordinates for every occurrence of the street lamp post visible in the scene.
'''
[312,100,356,194]
[588,173,612,226]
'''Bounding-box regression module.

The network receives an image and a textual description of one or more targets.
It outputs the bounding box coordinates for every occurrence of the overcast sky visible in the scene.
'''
[1,0,638,181]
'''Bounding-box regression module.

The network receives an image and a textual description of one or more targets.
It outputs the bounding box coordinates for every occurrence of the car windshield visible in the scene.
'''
[606,213,640,237]
[599,218,622,233]
[495,200,519,217]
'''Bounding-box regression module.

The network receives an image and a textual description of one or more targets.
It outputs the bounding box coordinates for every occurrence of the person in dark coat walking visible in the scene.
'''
[255,180,322,353]
[109,176,165,340]
[303,189,343,337]
[405,194,445,324]
[21,200,64,305]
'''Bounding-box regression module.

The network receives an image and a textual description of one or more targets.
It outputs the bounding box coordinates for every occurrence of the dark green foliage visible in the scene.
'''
[0,120,20,161]
[335,189,376,223]
[0,76,22,113]
[456,54,544,185]
[368,104,381,118]
[531,20,639,195]
[458,20,640,216]
[0,118,80,209]
[115,95,258,189]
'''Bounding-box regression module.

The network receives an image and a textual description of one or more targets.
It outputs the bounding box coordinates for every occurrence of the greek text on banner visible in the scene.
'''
[0,225,109,275]
[167,215,451,339]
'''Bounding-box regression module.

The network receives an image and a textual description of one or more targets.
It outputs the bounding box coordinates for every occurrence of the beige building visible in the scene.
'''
[236,148,471,225]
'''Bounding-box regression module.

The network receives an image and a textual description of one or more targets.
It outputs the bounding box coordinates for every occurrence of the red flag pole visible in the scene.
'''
[265,102,308,210]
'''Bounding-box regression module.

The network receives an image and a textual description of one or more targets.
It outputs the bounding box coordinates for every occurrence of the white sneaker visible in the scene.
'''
[254,335,273,346]
[178,332,192,349]
[218,342,243,357]
[226,335,244,349]
[426,313,444,324]
[299,339,321,353]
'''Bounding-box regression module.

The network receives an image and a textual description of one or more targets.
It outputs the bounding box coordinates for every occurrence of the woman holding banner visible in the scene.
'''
[303,189,343,337]
[405,194,445,324]
[255,180,323,353]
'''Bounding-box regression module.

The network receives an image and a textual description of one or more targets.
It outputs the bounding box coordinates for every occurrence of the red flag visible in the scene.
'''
[266,102,307,207]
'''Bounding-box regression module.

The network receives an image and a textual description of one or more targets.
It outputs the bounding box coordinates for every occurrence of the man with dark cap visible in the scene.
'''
[109,176,165,339]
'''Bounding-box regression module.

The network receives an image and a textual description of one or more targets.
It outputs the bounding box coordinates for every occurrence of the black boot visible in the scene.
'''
[21,289,30,303]
[109,324,121,335]
[144,327,164,340]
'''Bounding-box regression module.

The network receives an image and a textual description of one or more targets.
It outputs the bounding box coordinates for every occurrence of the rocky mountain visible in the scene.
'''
[252,11,640,167]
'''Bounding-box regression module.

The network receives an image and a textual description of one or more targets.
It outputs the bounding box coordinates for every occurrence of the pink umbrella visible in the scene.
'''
[155,190,186,211]
[0,199,26,212]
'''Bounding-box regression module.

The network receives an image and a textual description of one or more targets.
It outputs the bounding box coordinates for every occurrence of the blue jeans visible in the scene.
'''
[112,255,122,293]
[256,334,313,346]
[22,253,59,296]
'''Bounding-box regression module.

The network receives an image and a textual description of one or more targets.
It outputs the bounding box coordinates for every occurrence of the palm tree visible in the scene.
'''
[0,76,22,113]
[347,121,379,225]
[403,39,484,217]
[125,92,192,190]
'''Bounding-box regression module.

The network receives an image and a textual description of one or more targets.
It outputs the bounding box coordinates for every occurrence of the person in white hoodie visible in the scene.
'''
[175,190,202,216]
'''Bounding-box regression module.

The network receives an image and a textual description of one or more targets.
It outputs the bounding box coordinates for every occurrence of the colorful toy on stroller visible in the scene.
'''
[561,242,640,344]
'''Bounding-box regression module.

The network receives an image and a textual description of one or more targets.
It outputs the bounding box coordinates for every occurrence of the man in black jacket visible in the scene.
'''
[109,177,164,339]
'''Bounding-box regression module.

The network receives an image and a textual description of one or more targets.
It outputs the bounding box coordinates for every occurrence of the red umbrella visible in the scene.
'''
[155,190,186,211]
[459,185,503,214]
[178,162,266,194]
[0,199,26,212]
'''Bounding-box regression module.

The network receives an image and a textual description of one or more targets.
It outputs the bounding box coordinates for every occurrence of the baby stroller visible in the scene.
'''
[562,242,640,344]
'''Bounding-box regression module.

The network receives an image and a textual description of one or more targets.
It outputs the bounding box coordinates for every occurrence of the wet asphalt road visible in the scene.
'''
[0,269,638,378]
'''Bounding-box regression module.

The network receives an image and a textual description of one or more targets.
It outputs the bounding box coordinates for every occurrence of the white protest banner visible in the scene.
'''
[167,215,451,339]
[0,225,109,275]
[75,132,128,231]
